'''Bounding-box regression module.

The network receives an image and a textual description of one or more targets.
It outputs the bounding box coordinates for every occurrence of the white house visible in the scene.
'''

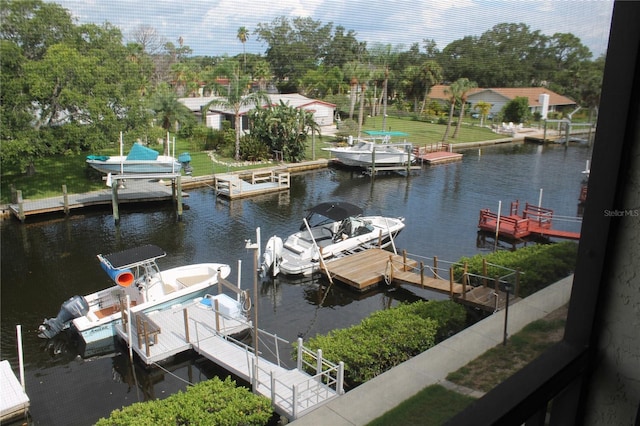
[179,93,336,133]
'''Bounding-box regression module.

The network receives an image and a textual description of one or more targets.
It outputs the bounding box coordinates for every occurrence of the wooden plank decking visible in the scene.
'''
[214,171,290,199]
[8,178,185,220]
[321,249,464,294]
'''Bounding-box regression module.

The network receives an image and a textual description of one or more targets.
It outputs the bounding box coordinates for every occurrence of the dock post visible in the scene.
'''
[183,308,190,343]
[449,267,454,299]
[16,190,25,222]
[420,261,424,288]
[176,176,183,221]
[433,256,438,278]
[111,182,120,225]
[214,299,220,332]
[462,262,468,299]
[371,148,376,175]
[62,184,69,215]
[402,250,407,271]
[482,259,488,287]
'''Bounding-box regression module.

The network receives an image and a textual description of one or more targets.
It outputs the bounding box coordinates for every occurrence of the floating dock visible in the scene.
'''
[114,289,343,420]
[478,201,581,241]
[321,248,521,312]
[214,170,290,199]
[0,360,29,423]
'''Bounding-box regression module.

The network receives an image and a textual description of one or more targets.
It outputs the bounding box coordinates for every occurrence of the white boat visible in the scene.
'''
[86,143,182,175]
[262,202,405,277]
[38,245,243,347]
[324,131,415,167]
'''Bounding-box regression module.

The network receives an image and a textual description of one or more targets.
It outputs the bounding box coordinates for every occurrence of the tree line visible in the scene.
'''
[0,0,604,171]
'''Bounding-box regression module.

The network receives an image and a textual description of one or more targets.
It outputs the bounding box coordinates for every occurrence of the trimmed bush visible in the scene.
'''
[455,242,578,297]
[95,377,273,426]
[300,300,466,387]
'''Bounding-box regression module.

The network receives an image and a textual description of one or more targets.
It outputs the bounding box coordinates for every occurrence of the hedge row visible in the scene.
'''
[300,300,466,387]
[95,377,273,426]
[455,242,578,297]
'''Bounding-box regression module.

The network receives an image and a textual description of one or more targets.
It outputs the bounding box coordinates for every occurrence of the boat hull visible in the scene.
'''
[86,156,182,174]
[75,288,213,345]
[72,263,232,346]
[277,216,405,276]
[326,143,414,167]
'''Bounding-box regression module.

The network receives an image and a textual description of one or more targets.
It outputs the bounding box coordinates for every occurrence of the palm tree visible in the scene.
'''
[343,61,363,119]
[150,84,193,154]
[237,27,248,72]
[203,66,269,160]
[474,101,493,127]
[419,60,443,116]
[452,78,478,139]
[441,83,461,142]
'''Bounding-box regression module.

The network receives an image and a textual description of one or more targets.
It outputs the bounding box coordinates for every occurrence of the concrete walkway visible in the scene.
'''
[290,275,574,425]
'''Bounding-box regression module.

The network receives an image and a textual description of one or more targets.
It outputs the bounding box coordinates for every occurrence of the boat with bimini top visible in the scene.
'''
[261,202,405,277]
[37,245,243,348]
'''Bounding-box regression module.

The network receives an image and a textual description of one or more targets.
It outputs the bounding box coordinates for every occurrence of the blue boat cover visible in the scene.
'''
[178,152,192,163]
[86,155,110,161]
[126,143,159,161]
[363,130,409,137]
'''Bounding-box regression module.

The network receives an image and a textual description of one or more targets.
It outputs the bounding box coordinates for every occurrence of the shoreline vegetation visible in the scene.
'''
[1,115,533,206]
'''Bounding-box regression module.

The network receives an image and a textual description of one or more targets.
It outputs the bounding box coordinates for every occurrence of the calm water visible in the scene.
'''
[1,141,591,425]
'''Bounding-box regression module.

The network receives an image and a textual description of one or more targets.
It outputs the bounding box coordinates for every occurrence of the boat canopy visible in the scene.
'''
[99,244,166,270]
[306,202,363,221]
[126,143,159,161]
[362,130,409,137]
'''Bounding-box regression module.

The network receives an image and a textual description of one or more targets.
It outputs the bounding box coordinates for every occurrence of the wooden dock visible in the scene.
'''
[321,249,464,295]
[214,170,290,199]
[0,360,29,423]
[7,177,186,222]
[478,201,581,241]
[321,249,522,312]
[115,298,344,420]
[414,143,463,164]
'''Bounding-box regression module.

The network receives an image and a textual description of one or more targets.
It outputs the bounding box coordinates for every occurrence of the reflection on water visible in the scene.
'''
[0,141,591,425]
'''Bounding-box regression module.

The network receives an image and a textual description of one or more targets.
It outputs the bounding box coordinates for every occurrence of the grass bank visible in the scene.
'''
[367,305,568,425]
[1,116,506,204]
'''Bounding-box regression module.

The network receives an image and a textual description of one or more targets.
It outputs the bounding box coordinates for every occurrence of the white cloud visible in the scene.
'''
[47,0,614,58]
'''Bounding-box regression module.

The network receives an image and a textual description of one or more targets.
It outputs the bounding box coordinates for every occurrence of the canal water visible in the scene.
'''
[1,141,591,425]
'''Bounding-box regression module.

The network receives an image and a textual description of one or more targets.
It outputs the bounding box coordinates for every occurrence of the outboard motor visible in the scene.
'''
[178,152,192,175]
[38,295,89,339]
[261,236,283,277]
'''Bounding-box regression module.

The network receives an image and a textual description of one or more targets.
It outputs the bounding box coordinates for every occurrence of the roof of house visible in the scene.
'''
[428,85,576,106]
[179,93,336,115]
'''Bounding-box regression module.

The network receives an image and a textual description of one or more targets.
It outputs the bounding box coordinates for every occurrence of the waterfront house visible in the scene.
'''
[428,85,577,119]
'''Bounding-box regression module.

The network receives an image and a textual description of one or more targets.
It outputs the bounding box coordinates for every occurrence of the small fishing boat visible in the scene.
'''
[261,202,405,277]
[37,245,242,347]
[324,131,415,167]
[86,143,182,174]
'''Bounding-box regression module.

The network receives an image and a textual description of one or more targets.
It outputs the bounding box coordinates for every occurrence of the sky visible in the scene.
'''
[46,0,615,59]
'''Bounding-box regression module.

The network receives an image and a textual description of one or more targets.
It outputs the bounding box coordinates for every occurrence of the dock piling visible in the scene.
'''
[62,185,69,215]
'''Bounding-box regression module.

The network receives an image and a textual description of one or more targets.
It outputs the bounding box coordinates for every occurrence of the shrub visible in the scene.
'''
[300,300,466,387]
[455,242,578,297]
[95,377,273,426]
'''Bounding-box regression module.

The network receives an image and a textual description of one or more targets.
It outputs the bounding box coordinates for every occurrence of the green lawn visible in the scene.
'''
[1,116,505,204]
[366,385,476,426]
